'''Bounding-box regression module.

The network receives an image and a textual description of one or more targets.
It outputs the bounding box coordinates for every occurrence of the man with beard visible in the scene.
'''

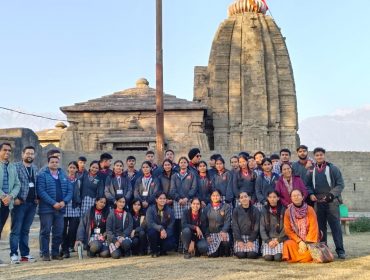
[188,148,202,174]
[292,145,314,185]
[98,153,113,184]
[0,142,21,265]
[307,147,346,259]
[10,146,39,264]
[272,148,292,176]
[124,156,140,187]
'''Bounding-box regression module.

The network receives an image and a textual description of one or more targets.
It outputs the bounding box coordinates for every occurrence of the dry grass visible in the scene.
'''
[1,233,370,280]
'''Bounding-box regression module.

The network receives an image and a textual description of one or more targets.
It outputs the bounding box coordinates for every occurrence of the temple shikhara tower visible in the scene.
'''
[194,0,299,153]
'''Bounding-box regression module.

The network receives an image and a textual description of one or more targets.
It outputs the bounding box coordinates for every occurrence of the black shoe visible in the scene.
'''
[42,256,50,261]
[51,255,63,260]
[184,251,192,259]
[338,253,346,259]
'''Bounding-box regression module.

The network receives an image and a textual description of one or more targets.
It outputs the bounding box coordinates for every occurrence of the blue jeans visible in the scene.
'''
[39,211,64,257]
[9,202,37,256]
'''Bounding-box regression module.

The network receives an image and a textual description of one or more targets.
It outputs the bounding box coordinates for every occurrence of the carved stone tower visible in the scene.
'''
[194,0,299,153]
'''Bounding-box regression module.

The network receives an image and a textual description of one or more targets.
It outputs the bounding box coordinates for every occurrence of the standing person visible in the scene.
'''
[37,156,72,261]
[275,163,308,208]
[211,158,234,205]
[134,161,161,213]
[181,197,208,259]
[130,199,147,256]
[170,157,197,250]
[146,192,176,257]
[208,154,221,178]
[75,197,110,258]
[0,142,21,243]
[98,153,113,184]
[197,161,212,208]
[233,154,256,204]
[255,158,279,207]
[76,156,88,179]
[283,189,319,263]
[9,146,37,264]
[106,196,133,259]
[253,151,266,176]
[61,161,81,258]
[158,159,174,206]
[145,151,162,178]
[165,149,179,172]
[232,192,260,259]
[292,145,314,184]
[39,149,62,172]
[105,160,132,209]
[80,161,104,216]
[307,147,346,259]
[188,148,201,174]
[260,191,287,262]
[204,190,232,258]
[124,156,140,188]
[273,149,292,176]
[270,154,280,170]
[229,156,239,172]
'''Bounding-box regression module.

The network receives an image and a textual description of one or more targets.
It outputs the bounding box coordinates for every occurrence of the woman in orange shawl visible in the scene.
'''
[283,189,319,263]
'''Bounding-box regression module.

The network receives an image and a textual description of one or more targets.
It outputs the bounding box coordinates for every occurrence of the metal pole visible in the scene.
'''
[156,0,165,163]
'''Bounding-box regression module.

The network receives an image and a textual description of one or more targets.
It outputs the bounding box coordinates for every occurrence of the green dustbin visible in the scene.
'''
[340,204,349,218]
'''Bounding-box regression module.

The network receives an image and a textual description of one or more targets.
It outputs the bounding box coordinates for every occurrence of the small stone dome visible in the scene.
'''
[55,122,67,129]
[136,78,149,88]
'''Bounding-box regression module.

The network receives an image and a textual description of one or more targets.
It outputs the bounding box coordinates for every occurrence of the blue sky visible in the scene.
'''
[0,0,369,122]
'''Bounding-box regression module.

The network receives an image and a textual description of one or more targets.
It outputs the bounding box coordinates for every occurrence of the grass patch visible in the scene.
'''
[350,217,370,232]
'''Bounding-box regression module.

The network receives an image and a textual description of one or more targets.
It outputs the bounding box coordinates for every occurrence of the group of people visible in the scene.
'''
[0,142,346,266]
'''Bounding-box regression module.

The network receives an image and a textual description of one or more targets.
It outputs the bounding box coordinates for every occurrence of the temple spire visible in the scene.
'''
[228,0,268,17]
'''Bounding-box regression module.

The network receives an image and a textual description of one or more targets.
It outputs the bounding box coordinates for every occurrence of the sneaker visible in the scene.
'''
[20,255,37,263]
[10,254,20,264]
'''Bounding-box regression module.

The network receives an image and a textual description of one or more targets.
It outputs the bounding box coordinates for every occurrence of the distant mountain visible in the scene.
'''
[1,106,370,151]
[298,105,370,151]
[0,108,67,132]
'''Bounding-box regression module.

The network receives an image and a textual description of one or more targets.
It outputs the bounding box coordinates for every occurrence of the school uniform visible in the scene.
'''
[211,170,234,204]
[232,205,260,259]
[131,212,147,255]
[158,173,172,198]
[146,204,176,255]
[181,209,208,255]
[134,176,161,210]
[233,170,256,203]
[259,205,287,261]
[197,175,213,206]
[106,209,133,258]
[255,173,279,205]
[76,206,110,257]
[105,174,132,208]
[203,203,231,257]
[80,173,104,216]
[123,169,140,189]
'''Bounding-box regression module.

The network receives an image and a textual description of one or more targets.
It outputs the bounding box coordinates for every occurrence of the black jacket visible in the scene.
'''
[232,205,260,242]
[259,204,287,243]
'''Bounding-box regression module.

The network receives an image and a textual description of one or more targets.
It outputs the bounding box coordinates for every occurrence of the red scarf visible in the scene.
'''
[289,203,309,241]
[114,209,124,219]
[316,162,327,173]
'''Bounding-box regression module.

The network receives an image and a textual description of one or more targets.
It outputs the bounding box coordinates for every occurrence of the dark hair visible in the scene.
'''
[89,160,100,167]
[238,151,250,158]
[211,189,221,196]
[280,162,292,172]
[47,155,59,163]
[78,156,87,162]
[190,197,201,204]
[261,158,272,166]
[279,148,291,156]
[165,149,174,155]
[113,160,124,166]
[126,155,136,161]
[130,198,143,216]
[114,195,126,209]
[0,142,11,150]
[296,145,308,152]
[238,153,249,163]
[238,191,251,199]
[197,161,210,179]
[230,155,238,162]
[266,190,280,198]
[290,189,304,197]
[210,153,221,161]
[265,191,284,233]
[91,197,109,224]
[313,147,326,154]
[47,149,60,158]
[146,150,155,155]
[22,146,35,153]
[100,153,113,161]
[141,160,152,169]
[270,153,280,161]
[215,157,225,165]
[198,160,208,168]
[155,191,167,199]
[178,156,189,165]
[162,159,173,177]
[68,161,78,168]
[253,151,265,159]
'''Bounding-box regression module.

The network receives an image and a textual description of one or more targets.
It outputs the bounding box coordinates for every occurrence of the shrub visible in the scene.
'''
[349,217,370,232]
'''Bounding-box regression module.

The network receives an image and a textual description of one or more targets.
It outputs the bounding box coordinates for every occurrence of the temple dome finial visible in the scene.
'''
[228,0,268,17]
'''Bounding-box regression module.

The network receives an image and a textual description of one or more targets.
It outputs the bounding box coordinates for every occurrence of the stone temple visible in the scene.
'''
[58,0,299,154]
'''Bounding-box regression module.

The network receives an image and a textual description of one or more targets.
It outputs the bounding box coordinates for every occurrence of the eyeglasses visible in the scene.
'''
[196,154,202,158]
